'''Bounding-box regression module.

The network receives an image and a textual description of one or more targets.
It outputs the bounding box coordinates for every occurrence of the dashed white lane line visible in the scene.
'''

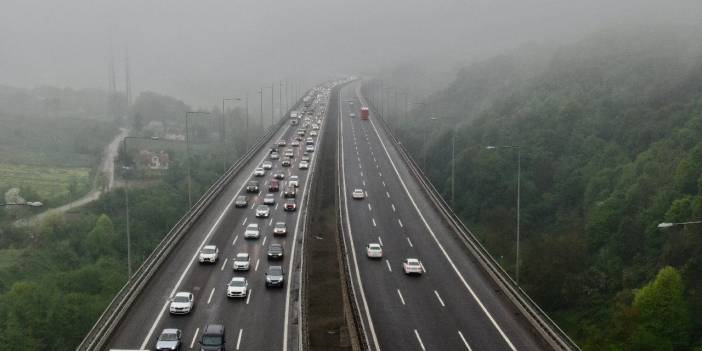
[220,258,229,271]
[379,172,382,177]
[360,171,364,177]
[246,289,252,304]
[372,218,376,227]
[385,191,390,198]
[232,235,239,246]
[397,289,406,305]
[391,204,396,212]
[190,327,200,349]
[368,203,372,211]
[434,290,446,307]
[406,237,413,247]
[359,163,362,169]
[357,157,361,162]
[242,217,248,226]
[385,259,392,272]
[236,328,243,350]
[378,236,383,246]
[275,203,279,210]
[382,181,386,187]
[458,331,473,351]
[269,218,273,225]
[398,219,404,228]
[414,329,426,351]
[262,236,267,247]
[207,288,216,304]
[254,258,260,271]
[362,180,366,186]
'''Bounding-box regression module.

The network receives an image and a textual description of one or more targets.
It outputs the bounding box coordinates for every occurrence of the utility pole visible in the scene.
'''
[279,81,283,119]
[270,84,274,128]
[259,89,264,131]
[185,111,211,209]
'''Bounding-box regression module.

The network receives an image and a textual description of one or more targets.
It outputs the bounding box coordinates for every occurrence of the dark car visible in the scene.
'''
[269,179,280,192]
[281,158,292,167]
[198,324,225,351]
[284,199,297,212]
[273,172,285,180]
[284,186,296,198]
[235,195,248,208]
[246,180,259,193]
[265,265,285,288]
[267,243,284,260]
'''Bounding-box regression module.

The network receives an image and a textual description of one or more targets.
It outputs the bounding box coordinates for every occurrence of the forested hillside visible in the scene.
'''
[376,27,702,349]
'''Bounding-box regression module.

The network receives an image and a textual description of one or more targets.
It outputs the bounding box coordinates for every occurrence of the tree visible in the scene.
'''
[85,214,117,258]
[629,266,690,350]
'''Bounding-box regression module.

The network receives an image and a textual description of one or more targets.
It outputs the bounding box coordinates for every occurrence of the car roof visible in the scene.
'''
[236,252,249,257]
[231,277,246,282]
[268,265,283,272]
[162,328,180,334]
[270,243,283,248]
[203,324,224,335]
[406,258,420,264]
[265,193,275,197]
[247,223,258,227]
[174,292,191,297]
[276,221,286,225]
[203,245,216,250]
[257,205,268,209]
[368,243,381,248]
[354,188,363,192]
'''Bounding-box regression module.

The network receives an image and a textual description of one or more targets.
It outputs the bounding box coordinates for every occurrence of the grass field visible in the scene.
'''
[0,163,91,205]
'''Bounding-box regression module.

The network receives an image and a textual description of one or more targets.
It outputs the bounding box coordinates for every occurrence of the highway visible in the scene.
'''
[106,84,333,351]
[338,81,547,351]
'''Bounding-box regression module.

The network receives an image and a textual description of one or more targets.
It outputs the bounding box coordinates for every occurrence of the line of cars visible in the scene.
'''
[153,83,335,351]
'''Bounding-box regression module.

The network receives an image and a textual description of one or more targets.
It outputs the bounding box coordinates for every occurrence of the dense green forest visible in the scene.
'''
[367,27,702,349]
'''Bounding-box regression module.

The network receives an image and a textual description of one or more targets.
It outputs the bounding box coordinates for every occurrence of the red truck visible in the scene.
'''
[360,107,369,120]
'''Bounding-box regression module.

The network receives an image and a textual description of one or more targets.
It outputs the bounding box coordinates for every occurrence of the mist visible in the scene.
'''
[1,0,701,106]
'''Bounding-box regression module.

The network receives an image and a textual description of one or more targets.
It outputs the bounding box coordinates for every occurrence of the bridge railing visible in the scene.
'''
[360,82,581,351]
[78,98,305,351]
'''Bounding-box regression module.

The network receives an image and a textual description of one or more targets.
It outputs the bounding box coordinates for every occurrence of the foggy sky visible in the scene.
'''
[1,0,701,107]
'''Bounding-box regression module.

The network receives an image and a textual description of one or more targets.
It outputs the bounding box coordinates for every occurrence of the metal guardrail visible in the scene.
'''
[78,100,304,351]
[360,83,581,351]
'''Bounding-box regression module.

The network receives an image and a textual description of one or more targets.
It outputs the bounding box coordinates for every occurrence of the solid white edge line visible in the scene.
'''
[340,86,381,350]
[372,218,376,227]
[458,331,473,351]
[360,87,518,351]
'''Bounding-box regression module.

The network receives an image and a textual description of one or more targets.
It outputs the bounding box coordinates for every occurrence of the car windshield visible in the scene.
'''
[270,245,282,251]
[257,206,267,211]
[159,333,178,341]
[229,279,246,287]
[201,335,223,346]
[173,295,189,303]
[276,222,285,227]
[202,248,216,254]
[269,267,283,275]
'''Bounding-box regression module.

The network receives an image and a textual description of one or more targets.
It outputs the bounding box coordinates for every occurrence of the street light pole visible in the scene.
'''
[222,98,232,173]
[486,144,522,284]
[121,135,159,279]
[185,111,211,209]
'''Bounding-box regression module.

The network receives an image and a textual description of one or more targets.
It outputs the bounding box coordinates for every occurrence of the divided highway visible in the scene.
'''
[105,83,335,351]
[338,81,547,350]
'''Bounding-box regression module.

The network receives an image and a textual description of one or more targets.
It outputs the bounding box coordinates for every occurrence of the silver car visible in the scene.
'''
[155,328,181,351]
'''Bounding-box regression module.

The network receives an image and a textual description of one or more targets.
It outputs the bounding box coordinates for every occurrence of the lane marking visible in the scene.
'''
[385,259,392,272]
[391,204,396,212]
[364,100,517,350]
[368,203,372,211]
[360,171,363,177]
[458,331,473,351]
[255,258,260,271]
[359,163,362,169]
[378,236,383,246]
[398,219,404,228]
[406,237,413,247]
[246,289,252,305]
[242,217,248,226]
[236,328,243,350]
[220,258,228,271]
[372,218,376,227]
[434,290,446,307]
[397,289,406,305]
[385,191,390,198]
[232,235,239,246]
[190,327,200,349]
[362,180,366,186]
[382,181,386,187]
[207,288,215,304]
[262,236,267,247]
[414,330,426,351]
[269,218,274,225]
[379,172,382,177]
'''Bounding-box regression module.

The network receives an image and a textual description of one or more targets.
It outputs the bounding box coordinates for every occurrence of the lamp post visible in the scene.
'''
[658,221,702,228]
[486,144,522,285]
[222,97,242,172]
[258,89,264,131]
[0,202,43,207]
[121,135,159,279]
[185,111,211,209]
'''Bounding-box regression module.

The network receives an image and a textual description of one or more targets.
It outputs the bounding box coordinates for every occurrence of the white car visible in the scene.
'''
[244,223,260,238]
[403,258,425,275]
[284,149,294,157]
[169,292,194,314]
[352,188,365,199]
[310,130,318,136]
[226,277,249,298]
[199,245,219,263]
[254,167,265,177]
[298,160,310,169]
[233,253,250,270]
[291,140,300,147]
[256,205,270,218]
[305,138,314,145]
[273,221,287,235]
[312,124,319,130]
[263,193,276,205]
[366,243,383,258]
[262,161,273,170]
[288,175,299,187]
[306,145,315,152]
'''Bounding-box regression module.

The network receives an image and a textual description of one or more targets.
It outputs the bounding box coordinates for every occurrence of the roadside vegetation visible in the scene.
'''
[370,26,702,349]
